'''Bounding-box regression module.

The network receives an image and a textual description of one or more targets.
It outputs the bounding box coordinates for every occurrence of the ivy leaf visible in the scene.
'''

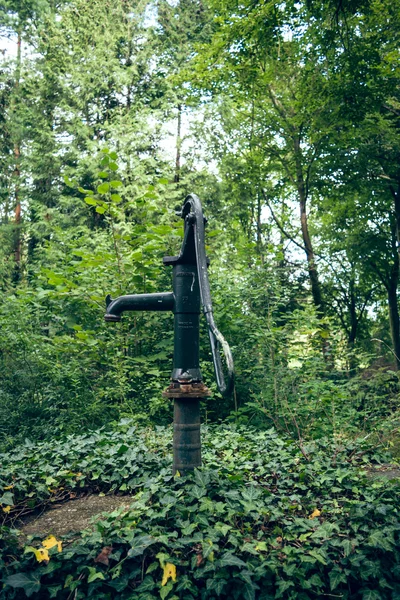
[242,581,257,600]
[161,563,177,586]
[362,590,382,600]
[48,585,62,598]
[368,530,394,551]
[219,553,247,568]
[160,580,174,600]
[4,573,41,597]
[206,578,226,595]
[194,469,210,487]
[309,508,321,519]
[25,546,50,563]
[329,568,347,591]
[0,491,14,505]
[308,550,327,565]
[42,535,62,552]
[109,162,118,171]
[110,180,123,189]
[128,535,156,557]
[98,171,109,179]
[87,567,105,583]
[109,151,118,159]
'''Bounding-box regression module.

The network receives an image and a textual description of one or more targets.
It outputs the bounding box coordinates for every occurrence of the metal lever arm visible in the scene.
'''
[181,194,234,397]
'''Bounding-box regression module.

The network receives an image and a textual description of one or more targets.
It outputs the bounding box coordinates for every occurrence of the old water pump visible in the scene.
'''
[105,194,234,474]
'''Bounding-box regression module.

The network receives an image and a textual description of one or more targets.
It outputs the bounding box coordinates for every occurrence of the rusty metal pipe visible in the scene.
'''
[173,398,201,474]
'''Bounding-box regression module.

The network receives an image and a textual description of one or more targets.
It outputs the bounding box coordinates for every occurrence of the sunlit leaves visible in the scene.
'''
[97,183,110,194]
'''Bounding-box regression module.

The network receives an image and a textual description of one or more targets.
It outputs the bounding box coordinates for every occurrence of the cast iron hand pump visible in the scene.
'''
[105,194,234,473]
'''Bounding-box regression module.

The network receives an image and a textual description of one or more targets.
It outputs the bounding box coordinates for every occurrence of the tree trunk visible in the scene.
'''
[387,183,400,369]
[13,28,22,282]
[174,103,182,183]
[388,277,400,369]
[256,191,262,255]
[293,135,324,313]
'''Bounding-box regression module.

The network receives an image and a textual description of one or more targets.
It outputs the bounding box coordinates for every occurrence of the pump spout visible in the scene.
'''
[104,292,175,322]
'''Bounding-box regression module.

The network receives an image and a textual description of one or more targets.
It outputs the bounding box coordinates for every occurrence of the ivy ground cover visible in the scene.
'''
[0,422,399,599]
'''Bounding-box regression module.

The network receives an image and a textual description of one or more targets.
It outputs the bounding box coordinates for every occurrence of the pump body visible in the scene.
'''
[105,194,233,473]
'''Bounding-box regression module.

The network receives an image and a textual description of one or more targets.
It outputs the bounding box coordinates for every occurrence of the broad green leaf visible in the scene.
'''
[84,197,97,206]
[128,535,156,557]
[110,180,123,188]
[219,553,247,568]
[4,573,41,597]
[0,491,14,505]
[63,175,75,188]
[329,568,347,591]
[87,567,105,583]
[362,590,382,600]
[194,469,210,487]
[160,580,174,600]
[97,183,110,194]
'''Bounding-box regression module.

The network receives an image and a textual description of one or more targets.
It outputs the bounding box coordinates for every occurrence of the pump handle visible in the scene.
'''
[180,194,234,397]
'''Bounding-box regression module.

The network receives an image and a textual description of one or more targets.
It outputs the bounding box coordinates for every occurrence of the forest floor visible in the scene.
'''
[1,423,400,599]
[16,465,400,542]
[19,494,135,540]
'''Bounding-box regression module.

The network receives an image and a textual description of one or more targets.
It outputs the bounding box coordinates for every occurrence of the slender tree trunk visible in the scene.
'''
[386,183,400,369]
[174,103,182,183]
[388,219,400,369]
[348,279,358,345]
[13,28,22,282]
[293,136,324,312]
[256,191,262,255]
[387,279,400,369]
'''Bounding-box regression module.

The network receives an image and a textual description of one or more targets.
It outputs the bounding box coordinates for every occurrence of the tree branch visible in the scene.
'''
[261,188,306,252]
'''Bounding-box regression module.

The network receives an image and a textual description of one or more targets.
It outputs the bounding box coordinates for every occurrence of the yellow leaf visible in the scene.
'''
[42,535,62,552]
[2,506,11,513]
[3,485,13,490]
[309,509,321,519]
[161,563,177,586]
[31,547,50,563]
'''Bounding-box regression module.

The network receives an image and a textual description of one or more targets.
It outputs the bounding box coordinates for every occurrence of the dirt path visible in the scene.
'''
[19,495,134,540]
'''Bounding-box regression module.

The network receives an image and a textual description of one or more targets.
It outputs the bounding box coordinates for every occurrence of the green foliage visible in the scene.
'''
[0,423,399,599]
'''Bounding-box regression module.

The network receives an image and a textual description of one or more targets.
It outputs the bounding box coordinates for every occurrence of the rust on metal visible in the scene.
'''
[162,381,211,399]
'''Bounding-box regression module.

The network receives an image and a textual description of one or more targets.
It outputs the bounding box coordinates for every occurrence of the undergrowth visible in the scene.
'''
[0,422,399,599]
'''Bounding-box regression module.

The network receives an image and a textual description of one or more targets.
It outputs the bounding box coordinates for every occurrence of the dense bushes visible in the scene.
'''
[1,422,399,599]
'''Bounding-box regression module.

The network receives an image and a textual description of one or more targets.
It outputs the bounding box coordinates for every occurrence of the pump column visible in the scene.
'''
[163,256,210,474]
